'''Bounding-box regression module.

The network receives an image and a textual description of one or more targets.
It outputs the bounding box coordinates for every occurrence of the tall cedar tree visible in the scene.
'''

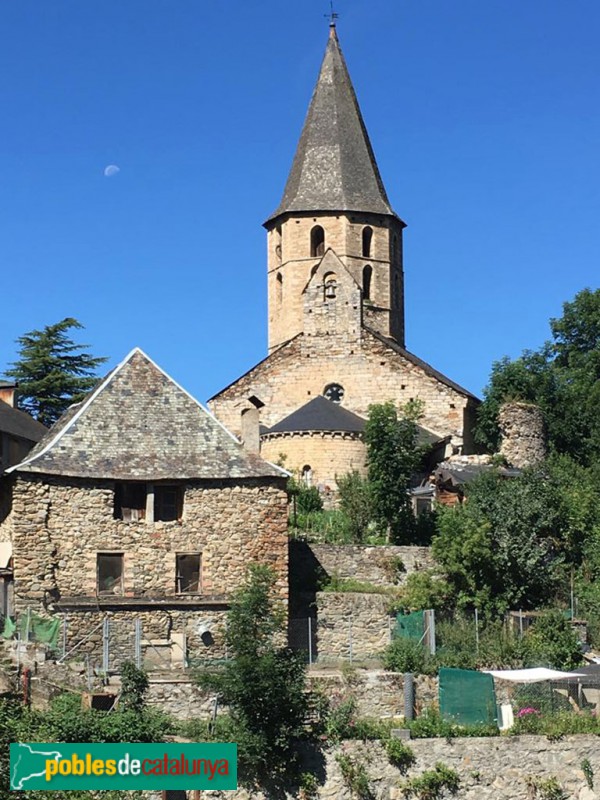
[364,401,423,543]
[5,318,106,427]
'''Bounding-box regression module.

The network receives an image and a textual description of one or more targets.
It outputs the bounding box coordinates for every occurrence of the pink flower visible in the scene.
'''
[517,707,539,717]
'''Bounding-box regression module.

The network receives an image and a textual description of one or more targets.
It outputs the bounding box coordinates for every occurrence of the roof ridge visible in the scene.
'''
[362,326,479,400]
[6,347,141,474]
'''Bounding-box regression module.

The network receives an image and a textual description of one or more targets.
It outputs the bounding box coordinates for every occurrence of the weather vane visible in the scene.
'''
[325,0,339,26]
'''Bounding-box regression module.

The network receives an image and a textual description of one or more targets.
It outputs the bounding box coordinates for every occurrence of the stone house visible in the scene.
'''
[0,349,288,668]
[209,24,479,494]
[0,381,46,474]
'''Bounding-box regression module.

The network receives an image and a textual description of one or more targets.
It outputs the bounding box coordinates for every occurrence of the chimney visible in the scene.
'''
[498,401,546,468]
[241,407,261,455]
[0,382,16,408]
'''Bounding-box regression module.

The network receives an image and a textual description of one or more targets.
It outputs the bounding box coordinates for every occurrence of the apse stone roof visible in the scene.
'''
[266,26,399,224]
[266,396,366,435]
[8,349,286,481]
[0,402,46,444]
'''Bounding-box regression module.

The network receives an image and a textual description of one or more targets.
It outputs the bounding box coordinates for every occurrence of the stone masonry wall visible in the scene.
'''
[6,473,288,668]
[267,212,403,351]
[211,328,475,453]
[316,592,392,662]
[261,432,366,494]
[499,401,547,468]
[308,670,437,719]
[308,544,434,586]
[196,736,600,800]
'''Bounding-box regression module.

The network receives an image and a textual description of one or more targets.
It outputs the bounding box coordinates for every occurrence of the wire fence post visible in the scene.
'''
[183,623,188,670]
[474,608,479,656]
[62,616,68,661]
[308,617,312,666]
[102,617,110,673]
[134,618,142,669]
[348,617,353,663]
[519,609,524,638]
[25,607,31,643]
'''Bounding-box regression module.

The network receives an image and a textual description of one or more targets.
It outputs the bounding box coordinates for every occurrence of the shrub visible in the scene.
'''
[337,470,375,543]
[525,776,568,800]
[522,610,583,670]
[383,637,437,676]
[402,762,460,799]
[336,753,374,800]
[385,737,416,774]
[408,707,498,740]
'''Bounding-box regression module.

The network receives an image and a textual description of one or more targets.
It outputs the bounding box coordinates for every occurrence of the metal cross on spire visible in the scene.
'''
[325,0,339,27]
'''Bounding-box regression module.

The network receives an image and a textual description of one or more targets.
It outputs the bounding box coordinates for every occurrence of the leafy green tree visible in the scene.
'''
[197,565,310,790]
[5,317,107,426]
[475,288,600,465]
[432,466,574,617]
[523,610,582,671]
[337,470,375,543]
[364,401,423,543]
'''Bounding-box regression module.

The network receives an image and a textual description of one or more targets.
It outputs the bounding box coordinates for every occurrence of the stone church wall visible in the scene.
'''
[211,330,475,455]
[261,431,366,493]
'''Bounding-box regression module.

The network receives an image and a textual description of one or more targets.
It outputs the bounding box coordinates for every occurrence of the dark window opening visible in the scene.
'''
[362,265,373,301]
[176,553,201,594]
[276,271,283,303]
[301,465,312,486]
[97,553,123,595]
[362,226,373,258]
[391,234,399,265]
[310,225,325,257]
[87,693,118,711]
[163,792,190,800]
[155,486,183,522]
[324,273,337,300]
[114,483,146,522]
[415,498,433,517]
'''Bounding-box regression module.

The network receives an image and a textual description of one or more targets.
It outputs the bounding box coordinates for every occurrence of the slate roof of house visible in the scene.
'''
[265,25,399,224]
[266,396,366,434]
[8,349,286,481]
[0,402,47,443]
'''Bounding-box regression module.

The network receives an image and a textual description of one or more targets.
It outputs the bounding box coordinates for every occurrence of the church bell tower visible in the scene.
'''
[264,24,406,353]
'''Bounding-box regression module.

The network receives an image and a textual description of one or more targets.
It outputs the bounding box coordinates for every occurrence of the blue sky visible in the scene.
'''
[2,0,599,404]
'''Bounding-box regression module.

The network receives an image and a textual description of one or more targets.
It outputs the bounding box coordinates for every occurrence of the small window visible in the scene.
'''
[97,553,123,595]
[362,265,372,301]
[301,465,312,487]
[323,272,337,300]
[323,383,344,404]
[415,498,433,517]
[155,486,183,522]
[114,483,146,522]
[391,234,399,265]
[362,226,373,257]
[276,271,283,303]
[176,554,201,594]
[310,225,325,257]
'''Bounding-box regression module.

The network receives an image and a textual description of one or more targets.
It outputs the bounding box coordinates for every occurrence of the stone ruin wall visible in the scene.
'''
[499,401,547,468]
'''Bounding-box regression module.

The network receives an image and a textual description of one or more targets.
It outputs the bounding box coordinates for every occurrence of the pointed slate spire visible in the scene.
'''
[266,25,397,224]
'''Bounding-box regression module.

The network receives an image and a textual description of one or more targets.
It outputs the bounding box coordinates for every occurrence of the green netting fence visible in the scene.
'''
[395,610,425,641]
[2,613,61,649]
[439,667,498,726]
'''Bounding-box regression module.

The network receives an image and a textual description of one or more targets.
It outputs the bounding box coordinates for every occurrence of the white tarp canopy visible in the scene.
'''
[0,542,12,570]
[483,667,585,683]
